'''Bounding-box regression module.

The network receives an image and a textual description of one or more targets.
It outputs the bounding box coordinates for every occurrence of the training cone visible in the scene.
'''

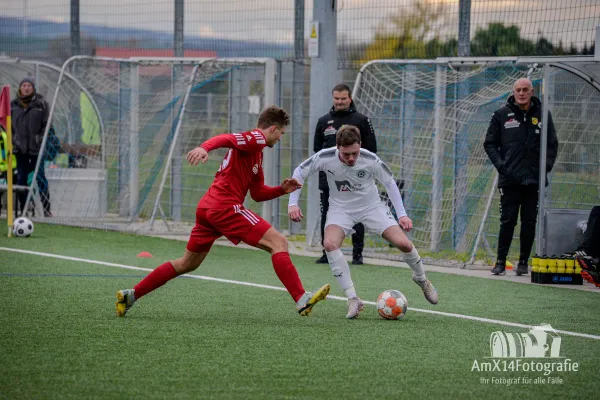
[137,251,153,258]
[506,260,513,270]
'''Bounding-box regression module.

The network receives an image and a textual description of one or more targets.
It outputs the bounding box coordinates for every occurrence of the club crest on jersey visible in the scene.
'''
[504,118,520,129]
[532,117,539,125]
[324,126,337,136]
[253,164,259,174]
[356,170,366,178]
[246,134,252,141]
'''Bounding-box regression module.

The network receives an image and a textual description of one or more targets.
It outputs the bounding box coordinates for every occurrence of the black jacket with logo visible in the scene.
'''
[484,95,558,188]
[11,94,50,156]
[313,101,377,190]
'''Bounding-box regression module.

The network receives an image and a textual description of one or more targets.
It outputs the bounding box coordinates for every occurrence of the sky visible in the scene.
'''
[0,0,598,48]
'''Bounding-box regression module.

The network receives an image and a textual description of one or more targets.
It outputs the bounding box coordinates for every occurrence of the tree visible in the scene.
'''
[360,0,455,63]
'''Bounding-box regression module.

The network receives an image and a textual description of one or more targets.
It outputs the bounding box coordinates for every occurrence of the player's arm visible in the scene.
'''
[250,167,302,202]
[483,112,504,173]
[373,157,412,231]
[288,153,323,222]
[187,132,266,166]
[360,117,377,153]
[313,119,324,152]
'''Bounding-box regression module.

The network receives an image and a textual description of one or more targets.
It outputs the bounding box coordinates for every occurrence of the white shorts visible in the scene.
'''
[325,203,398,236]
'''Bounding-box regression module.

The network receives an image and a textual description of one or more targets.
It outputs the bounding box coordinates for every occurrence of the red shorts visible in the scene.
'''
[186,204,271,253]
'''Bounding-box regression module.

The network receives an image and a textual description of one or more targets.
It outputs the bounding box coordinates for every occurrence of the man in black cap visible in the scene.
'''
[11,77,53,217]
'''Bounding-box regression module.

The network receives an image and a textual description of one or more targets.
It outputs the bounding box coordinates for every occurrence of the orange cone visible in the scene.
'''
[137,251,153,258]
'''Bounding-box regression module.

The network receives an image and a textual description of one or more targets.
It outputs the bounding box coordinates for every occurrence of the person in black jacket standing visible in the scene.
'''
[484,78,559,276]
[11,77,53,217]
[313,84,377,265]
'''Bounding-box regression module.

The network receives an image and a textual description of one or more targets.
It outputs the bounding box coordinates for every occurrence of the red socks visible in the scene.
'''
[272,252,305,302]
[134,262,178,299]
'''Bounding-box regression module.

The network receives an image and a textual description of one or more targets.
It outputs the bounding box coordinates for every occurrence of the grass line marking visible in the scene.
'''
[2,246,599,341]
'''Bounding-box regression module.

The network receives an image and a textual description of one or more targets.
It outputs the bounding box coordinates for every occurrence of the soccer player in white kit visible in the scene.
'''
[288,125,439,319]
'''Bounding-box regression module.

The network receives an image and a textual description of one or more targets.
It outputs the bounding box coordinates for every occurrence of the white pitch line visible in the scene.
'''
[2,247,600,341]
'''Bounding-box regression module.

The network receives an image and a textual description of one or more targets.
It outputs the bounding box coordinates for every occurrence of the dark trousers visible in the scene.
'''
[15,154,51,216]
[578,206,600,258]
[497,184,539,262]
[320,187,364,256]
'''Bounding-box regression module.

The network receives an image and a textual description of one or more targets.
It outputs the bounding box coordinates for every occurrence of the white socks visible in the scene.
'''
[326,249,357,299]
[403,246,426,281]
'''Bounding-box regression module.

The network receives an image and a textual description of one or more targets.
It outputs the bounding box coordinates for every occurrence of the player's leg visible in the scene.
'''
[362,204,438,304]
[494,185,520,275]
[382,225,439,304]
[323,211,364,318]
[116,208,218,316]
[351,222,365,265]
[516,184,538,275]
[216,205,330,316]
[316,188,330,263]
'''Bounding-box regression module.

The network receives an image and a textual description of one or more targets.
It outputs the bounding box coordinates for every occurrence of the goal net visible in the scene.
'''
[23,56,276,234]
[327,58,600,261]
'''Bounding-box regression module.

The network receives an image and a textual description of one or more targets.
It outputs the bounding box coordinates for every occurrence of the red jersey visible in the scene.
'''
[197,130,284,209]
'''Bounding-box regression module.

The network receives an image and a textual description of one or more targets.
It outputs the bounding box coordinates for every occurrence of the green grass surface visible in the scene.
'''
[1,223,599,399]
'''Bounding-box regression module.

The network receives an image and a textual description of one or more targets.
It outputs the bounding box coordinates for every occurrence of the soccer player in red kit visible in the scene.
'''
[116,106,330,317]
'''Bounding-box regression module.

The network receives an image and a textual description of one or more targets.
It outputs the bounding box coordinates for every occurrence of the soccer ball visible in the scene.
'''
[13,217,34,237]
[377,289,408,320]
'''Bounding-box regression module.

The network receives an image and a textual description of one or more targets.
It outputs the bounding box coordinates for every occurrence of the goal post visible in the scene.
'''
[23,56,278,235]
[341,56,600,262]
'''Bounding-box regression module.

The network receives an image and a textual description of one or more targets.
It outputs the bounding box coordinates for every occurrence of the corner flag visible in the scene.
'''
[0,85,14,236]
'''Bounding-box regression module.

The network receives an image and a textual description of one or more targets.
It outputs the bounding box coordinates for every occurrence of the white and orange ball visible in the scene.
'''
[377,289,408,320]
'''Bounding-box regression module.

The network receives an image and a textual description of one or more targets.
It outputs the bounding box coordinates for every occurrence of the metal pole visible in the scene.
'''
[171,0,185,221]
[261,59,278,224]
[150,64,200,229]
[469,173,498,264]
[129,64,139,219]
[307,0,337,246]
[431,64,445,251]
[536,65,551,256]
[291,0,305,234]
[70,0,80,56]
[458,0,471,57]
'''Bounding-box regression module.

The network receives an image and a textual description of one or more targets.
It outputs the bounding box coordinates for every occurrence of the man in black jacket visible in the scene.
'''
[484,78,559,276]
[11,77,53,217]
[313,84,377,265]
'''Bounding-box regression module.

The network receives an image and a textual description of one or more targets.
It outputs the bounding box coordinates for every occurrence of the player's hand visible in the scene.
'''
[187,146,208,166]
[281,178,302,194]
[288,205,303,222]
[398,216,413,232]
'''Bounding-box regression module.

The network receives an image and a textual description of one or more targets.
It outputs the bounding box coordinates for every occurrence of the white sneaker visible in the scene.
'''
[412,276,438,304]
[346,297,365,319]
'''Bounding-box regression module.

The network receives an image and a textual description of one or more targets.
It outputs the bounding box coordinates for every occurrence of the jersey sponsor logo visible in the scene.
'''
[356,169,366,178]
[504,118,520,129]
[324,125,337,136]
[327,169,335,175]
[334,180,363,192]
[253,164,259,174]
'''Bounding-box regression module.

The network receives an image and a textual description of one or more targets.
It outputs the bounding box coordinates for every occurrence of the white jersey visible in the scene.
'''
[289,148,407,217]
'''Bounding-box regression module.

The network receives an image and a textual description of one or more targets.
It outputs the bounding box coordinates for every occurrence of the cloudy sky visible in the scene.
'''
[1,0,599,48]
